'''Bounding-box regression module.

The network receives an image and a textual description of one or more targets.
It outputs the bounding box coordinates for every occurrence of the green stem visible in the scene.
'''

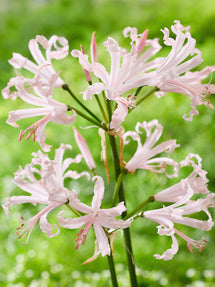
[88,81,109,124]
[135,87,158,108]
[107,100,112,124]
[123,196,155,220]
[133,86,143,98]
[66,203,82,217]
[108,134,138,287]
[112,171,126,207]
[107,247,119,287]
[95,94,109,123]
[62,84,102,124]
[67,105,107,130]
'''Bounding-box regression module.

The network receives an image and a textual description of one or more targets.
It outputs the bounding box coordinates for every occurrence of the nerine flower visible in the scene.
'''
[5,74,76,152]
[58,176,130,257]
[155,20,215,120]
[154,153,209,202]
[144,182,215,260]
[3,35,68,100]
[3,35,75,152]
[122,119,179,177]
[71,27,162,130]
[3,144,89,243]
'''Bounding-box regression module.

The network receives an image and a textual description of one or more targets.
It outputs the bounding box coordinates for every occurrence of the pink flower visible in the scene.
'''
[122,119,179,177]
[3,35,68,100]
[154,153,209,202]
[73,126,96,170]
[2,144,90,243]
[3,35,75,152]
[143,182,215,260]
[71,28,162,130]
[5,74,76,152]
[58,176,130,256]
[155,21,215,120]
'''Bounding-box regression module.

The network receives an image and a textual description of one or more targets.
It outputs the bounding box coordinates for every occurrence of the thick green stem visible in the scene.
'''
[107,248,119,287]
[108,134,138,287]
[67,105,107,130]
[62,84,102,123]
[123,196,155,220]
[106,95,112,124]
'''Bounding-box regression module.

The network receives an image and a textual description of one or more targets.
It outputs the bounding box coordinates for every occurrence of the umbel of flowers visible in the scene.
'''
[2,21,215,287]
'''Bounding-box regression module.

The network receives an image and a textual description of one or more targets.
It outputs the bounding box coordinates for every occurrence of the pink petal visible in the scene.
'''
[81,82,105,100]
[92,176,104,210]
[73,127,96,170]
[6,107,52,127]
[110,100,128,131]
[57,211,91,229]
[93,219,110,256]
[91,32,97,62]
[39,206,60,237]
[154,234,178,261]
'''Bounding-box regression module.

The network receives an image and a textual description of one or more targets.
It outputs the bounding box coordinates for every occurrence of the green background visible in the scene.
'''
[1,0,215,286]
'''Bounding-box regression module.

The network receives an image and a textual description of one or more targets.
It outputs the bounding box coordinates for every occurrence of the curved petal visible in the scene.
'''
[154,234,178,261]
[97,213,130,229]
[73,127,96,169]
[81,82,105,101]
[93,219,110,256]
[92,176,104,210]
[2,195,48,215]
[58,211,91,229]
[6,107,52,128]
[110,100,128,131]
[39,205,61,237]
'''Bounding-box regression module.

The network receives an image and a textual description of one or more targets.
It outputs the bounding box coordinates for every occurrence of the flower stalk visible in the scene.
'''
[108,133,138,287]
[107,246,119,287]
[124,196,155,220]
[67,105,107,130]
[62,83,103,124]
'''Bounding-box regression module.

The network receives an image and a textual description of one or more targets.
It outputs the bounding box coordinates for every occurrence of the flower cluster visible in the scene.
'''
[2,20,215,274]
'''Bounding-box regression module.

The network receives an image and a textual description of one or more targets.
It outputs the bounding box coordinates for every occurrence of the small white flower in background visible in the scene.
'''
[58,176,130,257]
[122,119,179,177]
[2,144,89,243]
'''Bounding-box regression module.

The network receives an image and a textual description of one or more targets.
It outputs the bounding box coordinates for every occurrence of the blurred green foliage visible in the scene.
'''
[1,0,215,286]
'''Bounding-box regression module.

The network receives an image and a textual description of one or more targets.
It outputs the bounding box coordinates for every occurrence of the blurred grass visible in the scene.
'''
[1,0,215,286]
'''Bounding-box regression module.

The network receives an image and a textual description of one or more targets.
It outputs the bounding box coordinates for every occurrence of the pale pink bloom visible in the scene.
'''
[73,126,96,170]
[155,21,215,120]
[58,176,130,256]
[122,119,179,177]
[5,74,76,152]
[2,144,89,243]
[144,183,215,260]
[3,35,68,100]
[71,28,162,130]
[155,153,209,202]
